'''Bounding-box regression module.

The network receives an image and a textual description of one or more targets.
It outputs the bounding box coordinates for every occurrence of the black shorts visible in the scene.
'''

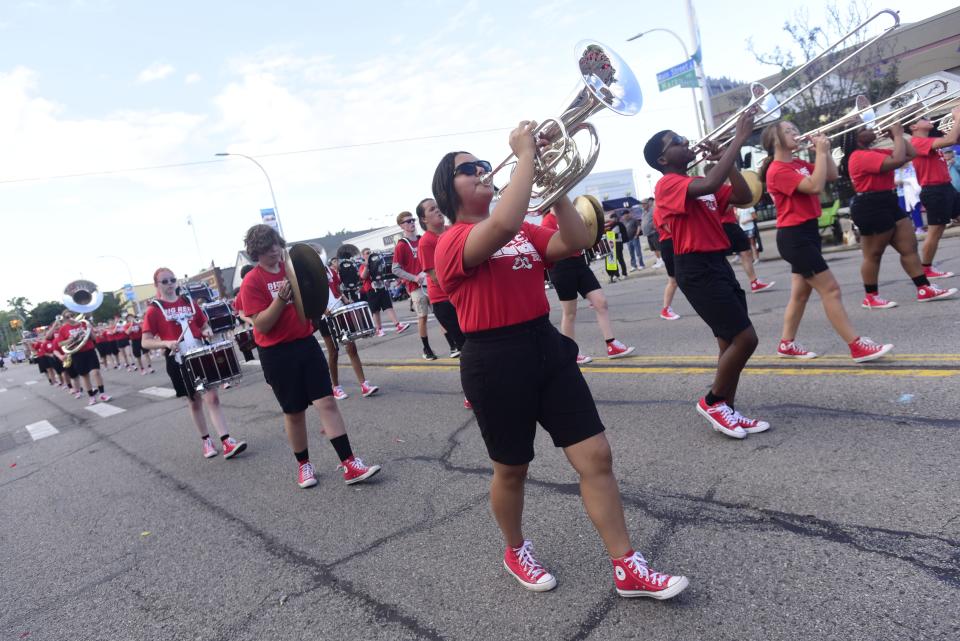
[646,232,660,253]
[165,353,198,400]
[95,343,108,357]
[37,356,48,374]
[314,315,333,339]
[432,300,465,347]
[131,338,144,358]
[259,336,334,414]
[49,357,63,374]
[548,256,601,301]
[723,223,751,254]
[851,190,907,236]
[660,238,676,277]
[364,288,393,313]
[675,252,752,342]
[919,183,960,226]
[776,219,829,278]
[71,349,101,377]
[460,316,605,466]
[116,338,130,349]
[104,341,118,356]
[65,363,77,379]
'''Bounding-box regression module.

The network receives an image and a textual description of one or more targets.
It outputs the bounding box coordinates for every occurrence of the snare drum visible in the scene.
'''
[591,237,613,258]
[234,328,255,352]
[329,302,376,344]
[182,341,242,391]
[201,301,236,334]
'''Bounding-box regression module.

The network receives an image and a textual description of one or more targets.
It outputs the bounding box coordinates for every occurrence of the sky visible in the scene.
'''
[2,0,956,307]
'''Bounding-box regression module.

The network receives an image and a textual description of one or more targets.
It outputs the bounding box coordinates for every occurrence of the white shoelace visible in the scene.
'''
[341,457,365,472]
[856,337,878,348]
[783,340,807,353]
[514,542,546,579]
[710,402,735,424]
[300,462,315,476]
[625,552,667,586]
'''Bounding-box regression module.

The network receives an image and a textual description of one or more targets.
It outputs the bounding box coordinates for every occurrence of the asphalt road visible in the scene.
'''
[2,236,959,641]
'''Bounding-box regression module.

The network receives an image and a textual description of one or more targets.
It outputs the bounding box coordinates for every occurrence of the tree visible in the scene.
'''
[746,0,901,136]
[28,301,67,328]
[6,296,31,320]
[91,292,124,324]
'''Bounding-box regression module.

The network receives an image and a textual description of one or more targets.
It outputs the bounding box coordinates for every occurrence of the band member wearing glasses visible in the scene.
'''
[392,212,439,360]
[415,198,466,359]
[839,121,956,307]
[907,106,960,279]
[432,122,688,600]
[53,312,111,405]
[239,224,381,489]
[142,268,247,460]
[760,120,893,363]
[644,113,770,441]
[541,208,635,364]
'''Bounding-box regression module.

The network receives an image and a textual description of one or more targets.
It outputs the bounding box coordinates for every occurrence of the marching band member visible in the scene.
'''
[392,211,439,360]
[114,317,133,370]
[907,106,960,279]
[53,312,111,404]
[840,121,956,307]
[760,120,894,362]
[432,124,688,599]
[124,313,155,375]
[141,267,247,460]
[359,248,409,338]
[652,203,683,321]
[415,198,466,359]
[644,113,769,440]
[239,224,381,489]
[540,208,635,364]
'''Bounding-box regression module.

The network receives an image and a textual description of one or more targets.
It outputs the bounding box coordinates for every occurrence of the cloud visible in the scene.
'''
[136,62,175,83]
[184,72,202,85]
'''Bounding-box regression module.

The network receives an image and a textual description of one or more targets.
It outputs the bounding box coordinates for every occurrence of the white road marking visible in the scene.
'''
[84,403,126,418]
[26,420,59,440]
[25,380,38,386]
[140,386,177,398]
[243,360,261,366]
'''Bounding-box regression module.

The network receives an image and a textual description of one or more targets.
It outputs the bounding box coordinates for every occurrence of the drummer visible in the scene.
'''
[142,267,248,461]
[239,224,382,489]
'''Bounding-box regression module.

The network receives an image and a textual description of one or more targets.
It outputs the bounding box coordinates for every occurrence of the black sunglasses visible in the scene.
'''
[400,219,416,225]
[158,278,176,285]
[453,160,492,177]
[661,134,687,156]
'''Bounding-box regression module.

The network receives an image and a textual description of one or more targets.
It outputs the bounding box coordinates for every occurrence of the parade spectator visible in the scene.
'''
[621,209,644,271]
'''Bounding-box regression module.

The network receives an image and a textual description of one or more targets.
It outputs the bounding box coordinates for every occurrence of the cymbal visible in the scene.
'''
[286,244,330,322]
[573,194,605,246]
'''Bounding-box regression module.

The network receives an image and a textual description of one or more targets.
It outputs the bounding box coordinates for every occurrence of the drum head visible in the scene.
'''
[287,244,330,322]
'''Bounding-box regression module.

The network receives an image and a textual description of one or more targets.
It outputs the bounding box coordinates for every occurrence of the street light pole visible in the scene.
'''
[215,152,285,239]
[627,27,706,139]
[97,254,140,313]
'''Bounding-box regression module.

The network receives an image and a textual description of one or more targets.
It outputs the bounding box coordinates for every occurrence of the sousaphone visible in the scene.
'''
[283,245,330,322]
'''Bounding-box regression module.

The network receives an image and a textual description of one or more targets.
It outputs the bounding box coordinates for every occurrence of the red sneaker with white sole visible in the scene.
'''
[221,437,247,459]
[733,410,770,434]
[917,284,957,302]
[297,461,318,488]
[360,381,379,397]
[338,456,381,485]
[923,265,954,280]
[612,550,689,599]
[503,540,557,592]
[750,279,775,293]
[463,397,472,410]
[849,336,893,363]
[776,340,818,359]
[696,397,746,439]
[659,306,680,320]
[576,354,593,365]
[333,386,348,400]
[395,322,410,334]
[861,293,897,309]
[202,437,217,459]
[606,339,636,359]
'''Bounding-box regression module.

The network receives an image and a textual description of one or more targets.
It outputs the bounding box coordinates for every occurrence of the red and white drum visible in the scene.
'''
[591,237,613,258]
[182,341,242,391]
[328,302,376,344]
[234,328,255,352]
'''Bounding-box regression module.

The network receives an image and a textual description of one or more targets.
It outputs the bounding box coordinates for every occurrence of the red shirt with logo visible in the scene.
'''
[43,339,58,355]
[393,237,422,294]
[654,174,733,255]
[435,222,555,333]
[143,297,208,342]
[910,137,950,186]
[766,159,822,228]
[56,321,95,352]
[417,230,449,304]
[849,148,894,192]
[34,341,46,357]
[125,321,143,340]
[239,263,314,348]
[540,212,584,258]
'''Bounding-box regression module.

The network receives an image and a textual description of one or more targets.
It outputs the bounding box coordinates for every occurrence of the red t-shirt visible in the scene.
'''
[417,230,449,304]
[359,264,373,294]
[239,263,314,348]
[56,322,95,352]
[653,205,672,241]
[540,213,584,258]
[766,159,822,228]
[910,137,950,186]
[720,205,737,225]
[849,148,894,192]
[43,339,58,355]
[125,321,143,340]
[435,221,555,333]
[654,174,733,255]
[143,298,208,342]
[34,341,46,357]
[393,237,422,294]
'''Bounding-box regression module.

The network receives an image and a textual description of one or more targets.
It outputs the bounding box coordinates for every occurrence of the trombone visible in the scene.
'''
[690,9,900,163]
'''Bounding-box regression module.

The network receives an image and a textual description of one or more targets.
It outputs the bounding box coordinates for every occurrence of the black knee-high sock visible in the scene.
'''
[912,274,930,287]
[421,336,432,351]
[705,390,725,406]
[98,385,104,394]
[219,434,230,442]
[294,448,310,463]
[88,389,96,397]
[864,284,878,295]
[329,434,353,462]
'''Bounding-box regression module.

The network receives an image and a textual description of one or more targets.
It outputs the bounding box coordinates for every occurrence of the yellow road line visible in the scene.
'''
[383,364,958,378]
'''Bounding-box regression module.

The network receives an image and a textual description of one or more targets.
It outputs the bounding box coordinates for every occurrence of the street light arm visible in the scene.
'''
[215,151,284,238]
